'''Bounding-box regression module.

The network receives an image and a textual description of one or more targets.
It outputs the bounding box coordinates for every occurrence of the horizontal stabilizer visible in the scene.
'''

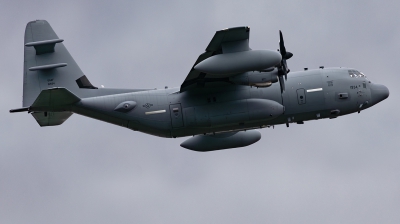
[31,87,80,111]
[29,63,67,71]
[11,87,79,126]
[31,111,73,127]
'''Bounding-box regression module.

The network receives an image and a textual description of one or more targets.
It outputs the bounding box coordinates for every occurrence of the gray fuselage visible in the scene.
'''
[13,21,390,151]
[70,67,388,138]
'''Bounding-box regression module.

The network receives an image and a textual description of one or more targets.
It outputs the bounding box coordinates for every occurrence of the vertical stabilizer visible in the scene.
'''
[23,20,92,107]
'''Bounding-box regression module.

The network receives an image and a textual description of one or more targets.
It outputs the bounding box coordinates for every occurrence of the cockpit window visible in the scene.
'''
[348,70,366,78]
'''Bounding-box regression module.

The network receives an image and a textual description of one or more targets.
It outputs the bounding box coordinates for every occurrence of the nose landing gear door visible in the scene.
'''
[357,82,369,112]
[169,103,184,128]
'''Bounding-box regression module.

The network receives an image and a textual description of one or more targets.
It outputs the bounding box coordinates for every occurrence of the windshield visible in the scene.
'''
[348,70,367,78]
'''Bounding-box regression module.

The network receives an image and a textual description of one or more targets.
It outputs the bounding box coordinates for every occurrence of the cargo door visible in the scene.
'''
[169,103,184,128]
[296,88,306,105]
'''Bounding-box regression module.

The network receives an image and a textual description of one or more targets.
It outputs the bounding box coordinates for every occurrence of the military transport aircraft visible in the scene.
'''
[10,20,389,151]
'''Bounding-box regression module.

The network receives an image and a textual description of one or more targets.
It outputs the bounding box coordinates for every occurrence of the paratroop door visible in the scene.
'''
[169,103,184,128]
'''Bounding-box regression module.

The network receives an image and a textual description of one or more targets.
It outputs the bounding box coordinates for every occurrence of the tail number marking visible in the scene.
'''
[47,79,55,86]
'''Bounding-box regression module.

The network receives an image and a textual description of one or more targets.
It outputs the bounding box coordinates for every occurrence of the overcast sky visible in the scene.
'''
[1,0,399,223]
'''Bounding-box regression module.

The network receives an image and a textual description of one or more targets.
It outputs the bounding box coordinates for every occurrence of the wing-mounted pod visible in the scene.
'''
[180,130,261,151]
[230,70,279,88]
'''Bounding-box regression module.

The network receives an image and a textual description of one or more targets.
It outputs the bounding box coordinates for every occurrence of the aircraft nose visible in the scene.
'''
[370,84,389,105]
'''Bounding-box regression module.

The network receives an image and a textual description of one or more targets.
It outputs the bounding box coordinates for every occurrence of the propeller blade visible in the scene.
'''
[285,51,293,60]
[276,30,292,92]
[279,30,287,56]
[278,75,285,93]
[282,60,288,80]
[279,30,291,79]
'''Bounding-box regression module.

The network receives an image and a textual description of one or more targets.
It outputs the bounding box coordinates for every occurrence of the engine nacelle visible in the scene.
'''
[194,50,282,75]
[230,71,279,87]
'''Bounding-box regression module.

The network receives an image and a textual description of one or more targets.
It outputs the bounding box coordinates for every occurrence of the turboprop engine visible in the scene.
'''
[194,50,282,75]
[230,70,279,87]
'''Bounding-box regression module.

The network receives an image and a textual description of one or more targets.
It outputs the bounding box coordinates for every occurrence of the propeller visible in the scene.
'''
[277,30,293,92]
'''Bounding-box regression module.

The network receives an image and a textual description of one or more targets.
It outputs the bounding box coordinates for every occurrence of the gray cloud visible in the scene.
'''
[1,0,399,223]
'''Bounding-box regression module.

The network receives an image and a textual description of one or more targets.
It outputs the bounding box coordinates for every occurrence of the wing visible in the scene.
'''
[180,26,251,92]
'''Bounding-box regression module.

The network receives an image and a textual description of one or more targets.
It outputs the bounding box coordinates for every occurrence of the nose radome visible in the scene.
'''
[370,84,389,105]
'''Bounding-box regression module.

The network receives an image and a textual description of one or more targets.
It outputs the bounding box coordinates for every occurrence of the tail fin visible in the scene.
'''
[21,20,94,126]
[23,20,95,107]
